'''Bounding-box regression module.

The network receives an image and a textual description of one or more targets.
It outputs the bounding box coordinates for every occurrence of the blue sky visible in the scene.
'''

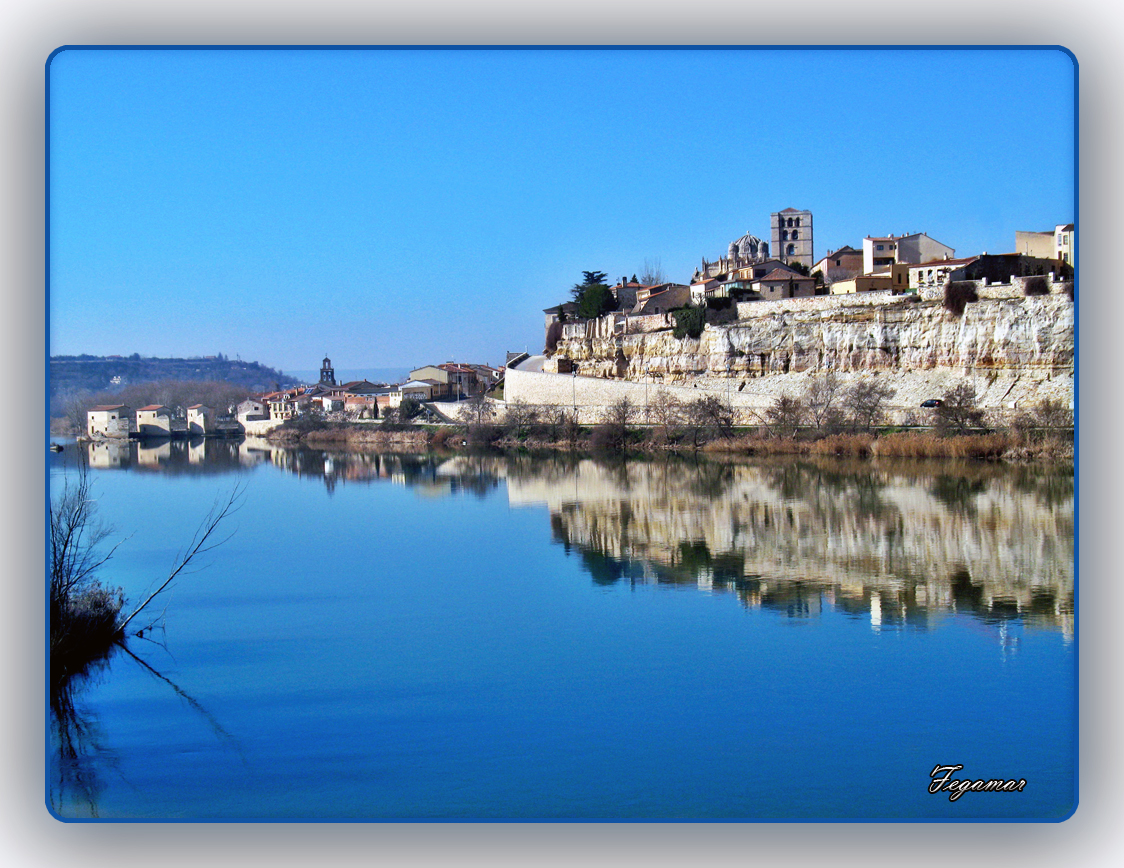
[48,47,1075,374]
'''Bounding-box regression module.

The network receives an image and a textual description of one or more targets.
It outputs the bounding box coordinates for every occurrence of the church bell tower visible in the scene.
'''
[319,354,336,387]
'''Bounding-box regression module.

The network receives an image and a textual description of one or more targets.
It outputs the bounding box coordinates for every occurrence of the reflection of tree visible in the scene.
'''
[50,652,118,818]
[929,475,988,515]
[50,643,241,819]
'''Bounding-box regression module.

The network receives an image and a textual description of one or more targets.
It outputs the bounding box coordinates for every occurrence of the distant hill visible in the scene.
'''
[49,354,300,399]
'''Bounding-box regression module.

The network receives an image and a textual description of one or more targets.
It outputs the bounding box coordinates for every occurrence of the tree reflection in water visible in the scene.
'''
[50,641,240,818]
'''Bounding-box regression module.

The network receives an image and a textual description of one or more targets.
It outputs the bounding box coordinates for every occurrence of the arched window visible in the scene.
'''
[787,244,796,255]
[782,230,789,241]
[795,217,801,227]
[787,218,794,228]
[791,230,799,240]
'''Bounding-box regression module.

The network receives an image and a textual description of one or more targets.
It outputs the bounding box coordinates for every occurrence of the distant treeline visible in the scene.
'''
[50,354,299,400]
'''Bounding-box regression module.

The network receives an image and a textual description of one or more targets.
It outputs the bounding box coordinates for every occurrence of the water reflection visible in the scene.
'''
[69,441,1074,637]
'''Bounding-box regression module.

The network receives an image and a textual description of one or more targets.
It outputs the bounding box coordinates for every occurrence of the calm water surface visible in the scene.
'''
[48,438,1075,820]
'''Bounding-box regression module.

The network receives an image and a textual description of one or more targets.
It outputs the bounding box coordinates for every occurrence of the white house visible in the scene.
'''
[135,405,173,437]
[86,404,132,438]
[187,404,214,435]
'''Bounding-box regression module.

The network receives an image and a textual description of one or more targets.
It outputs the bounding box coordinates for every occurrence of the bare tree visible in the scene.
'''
[932,383,986,434]
[846,379,897,432]
[51,461,127,664]
[639,257,667,286]
[592,397,634,451]
[684,394,734,448]
[802,372,845,434]
[648,390,682,445]
[762,393,805,439]
[120,482,245,633]
[504,399,541,439]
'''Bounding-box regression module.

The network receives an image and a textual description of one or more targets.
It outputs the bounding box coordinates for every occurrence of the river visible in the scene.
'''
[48,438,1075,820]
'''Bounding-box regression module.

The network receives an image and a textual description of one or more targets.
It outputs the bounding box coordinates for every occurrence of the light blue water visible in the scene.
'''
[48,443,1076,820]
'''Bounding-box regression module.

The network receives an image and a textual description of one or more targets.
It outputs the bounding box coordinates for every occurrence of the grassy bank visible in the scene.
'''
[265,415,1072,464]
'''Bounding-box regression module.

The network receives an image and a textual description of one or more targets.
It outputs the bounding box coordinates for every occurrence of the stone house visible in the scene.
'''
[633,285,692,315]
[186,404,214,435]
[236,399,269,424]
[750,268,817,300]
[135,405,173,437]
[87,404,132,438]
[830,274,894,295]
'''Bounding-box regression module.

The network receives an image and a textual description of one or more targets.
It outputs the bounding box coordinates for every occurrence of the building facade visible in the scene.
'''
[771,208,814,269]
[862,233,954,275]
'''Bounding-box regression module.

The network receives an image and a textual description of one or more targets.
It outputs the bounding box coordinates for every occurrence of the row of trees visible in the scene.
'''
[463,375,1070,453]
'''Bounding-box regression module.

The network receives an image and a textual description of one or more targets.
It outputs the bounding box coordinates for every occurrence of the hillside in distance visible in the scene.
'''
[49,354,300,399]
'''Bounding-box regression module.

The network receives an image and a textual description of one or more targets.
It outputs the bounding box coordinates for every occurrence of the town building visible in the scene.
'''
[863,233,954,275]
[751,268,817,300]
[135,405,173,437]
[771,208,814,269]
[1015,223,1076,269]
[87,404,132,438]
[633,284,691,315]
[908,253,1062,295]
[235,399,269,424]
[186,404,214,435]
[812,246,864,284]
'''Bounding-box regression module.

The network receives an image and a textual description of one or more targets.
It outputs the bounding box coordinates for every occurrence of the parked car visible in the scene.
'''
[920,399,943,409]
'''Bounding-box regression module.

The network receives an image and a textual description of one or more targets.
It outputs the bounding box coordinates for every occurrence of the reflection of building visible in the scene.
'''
[502,456,1073,637]
[136,440,172,466]
[86,439,129,467]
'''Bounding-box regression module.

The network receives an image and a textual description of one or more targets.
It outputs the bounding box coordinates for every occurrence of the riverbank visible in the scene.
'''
[262,419,1073,464]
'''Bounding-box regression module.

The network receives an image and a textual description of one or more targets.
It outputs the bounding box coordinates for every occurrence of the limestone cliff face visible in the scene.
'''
[557,296,1073,383]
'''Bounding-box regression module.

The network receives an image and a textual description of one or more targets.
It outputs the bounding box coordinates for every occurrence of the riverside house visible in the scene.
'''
[135,405,173,437]
[87,404,132,438]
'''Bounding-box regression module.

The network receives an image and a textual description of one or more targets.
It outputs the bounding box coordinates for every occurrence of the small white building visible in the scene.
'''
[87,404,132,438]
[186,404,214,435]
[863,233,954,275]
[390,380,434,408]
[135,405,173,437]
[236,399,268,424]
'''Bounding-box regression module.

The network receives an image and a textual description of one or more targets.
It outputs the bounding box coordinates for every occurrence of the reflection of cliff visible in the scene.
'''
[501,456,1074,636]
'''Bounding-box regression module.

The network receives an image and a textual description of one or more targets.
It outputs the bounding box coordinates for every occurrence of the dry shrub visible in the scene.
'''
[874,432,1016,460]
[808,433,875,457]
[943,281,979,317]
[430,426,454,449]
[1023,276,1049,297]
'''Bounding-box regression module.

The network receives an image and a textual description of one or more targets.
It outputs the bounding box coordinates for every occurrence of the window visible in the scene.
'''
[791,230,799,240]
[782,230,788,241]
[876,244,884,251]
[795,217,801,227]
[787,244,796,255]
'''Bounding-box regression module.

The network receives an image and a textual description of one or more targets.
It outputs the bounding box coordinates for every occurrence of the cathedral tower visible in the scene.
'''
[771,208,813,269]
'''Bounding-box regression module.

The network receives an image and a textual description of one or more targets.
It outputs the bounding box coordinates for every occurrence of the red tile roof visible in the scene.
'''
[90,404,129,412]
[757,268,813,282]
[136,405,169,412]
